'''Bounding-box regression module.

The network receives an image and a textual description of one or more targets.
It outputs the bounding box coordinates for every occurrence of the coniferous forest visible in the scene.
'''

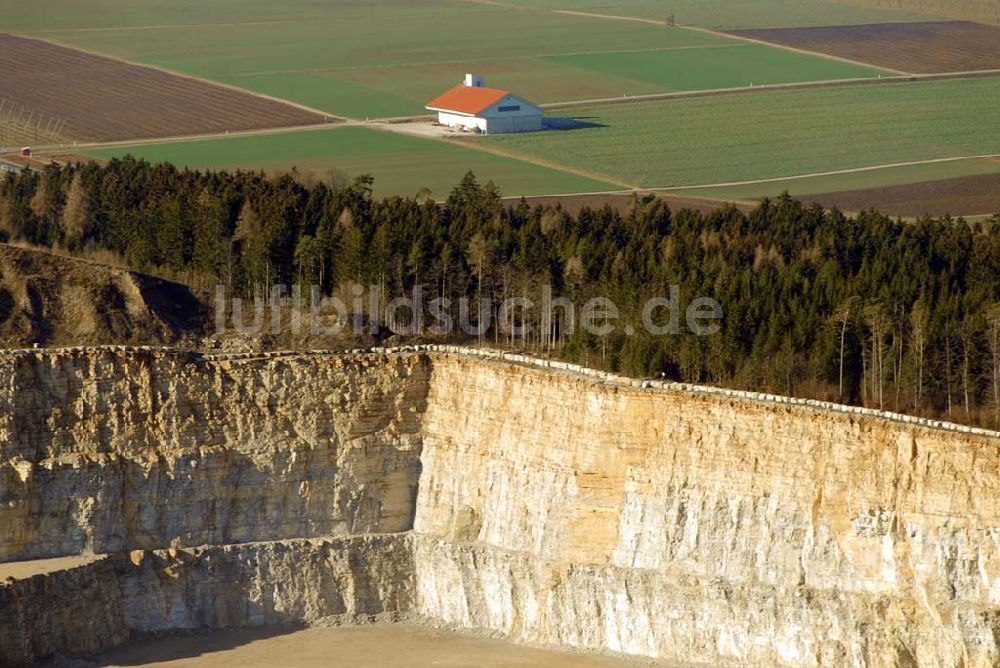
[3,157,1000,427]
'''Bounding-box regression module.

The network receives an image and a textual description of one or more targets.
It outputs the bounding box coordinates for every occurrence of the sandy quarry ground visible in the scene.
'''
[0,554,101,580]
[97,624,658,667]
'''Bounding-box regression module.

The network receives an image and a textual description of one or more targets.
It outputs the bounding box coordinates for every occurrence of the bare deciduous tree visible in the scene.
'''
[910,298,929,408]
[61,173,90,246]
[865,303,890,410]
[834,296,860,401]
[986,305,1000,428]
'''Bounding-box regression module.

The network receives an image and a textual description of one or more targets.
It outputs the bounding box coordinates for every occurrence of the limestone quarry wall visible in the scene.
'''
[0,349,428,561]
[2,346,1000,667]
[0,535,413,666]
[0,556,127,664]
[415,355,1000,666]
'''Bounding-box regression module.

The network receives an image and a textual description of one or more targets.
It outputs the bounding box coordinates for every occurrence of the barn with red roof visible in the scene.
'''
[426,74,543,134]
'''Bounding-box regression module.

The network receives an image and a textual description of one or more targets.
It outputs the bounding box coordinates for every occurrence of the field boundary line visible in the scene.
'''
[9,32,347,122]
[533,68,1000,110]
[550,9,666,26]
[361,122,635,191]
[457,0,907,74]
[687,25,911,74]
[460,2,665,27]
[652,154,1000,192]
[367,70,1000,122]
[361,68,1000,122]
[539,75,889,109]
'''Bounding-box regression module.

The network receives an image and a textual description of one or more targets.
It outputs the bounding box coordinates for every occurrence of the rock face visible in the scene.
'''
[0,557,127,662]
[0,536,413,665]
[0,349,427,561]
[416,357,1000,666]
[2,347,1000,666]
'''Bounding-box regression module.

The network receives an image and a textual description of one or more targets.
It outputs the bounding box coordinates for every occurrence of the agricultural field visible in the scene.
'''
[1,0,889,120]
[668,156,1000,202]
[3,0,998,210]
[484,77,1000,189]
[730,21,1000,74]
[0,33,327,145]
[802,173,1000,218]
[493,0,938,28]
[835,0,1000,24]
[503,0,998,25]
[80,127,618,199]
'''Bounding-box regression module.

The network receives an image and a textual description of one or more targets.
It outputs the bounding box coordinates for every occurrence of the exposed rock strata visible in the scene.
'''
[0,556,126,664]
[0,536,413,666]
[2,347,999,667]
[0,349,427,561]
[416,355,1000,666]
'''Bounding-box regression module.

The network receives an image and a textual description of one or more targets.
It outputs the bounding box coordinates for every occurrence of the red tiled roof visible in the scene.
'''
[426,85,511,115]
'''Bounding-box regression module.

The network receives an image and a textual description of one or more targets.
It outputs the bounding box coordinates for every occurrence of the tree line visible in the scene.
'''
[3,157,1000,427]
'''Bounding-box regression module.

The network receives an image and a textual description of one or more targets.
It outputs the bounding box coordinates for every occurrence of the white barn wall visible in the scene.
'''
[481,95,543,134]
[433,93,542,135]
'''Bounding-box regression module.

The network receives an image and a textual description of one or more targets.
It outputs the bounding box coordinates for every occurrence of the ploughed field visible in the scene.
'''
[0,33,330,144]
[803,172,1000,217]
[729,21,1000,73]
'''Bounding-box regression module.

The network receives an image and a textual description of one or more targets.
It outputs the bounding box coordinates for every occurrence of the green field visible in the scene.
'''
[81,127,618,199]
[486,78,1000,189]
[4,0,888,119]
[543,44,883,92]
[669,156,1000,201]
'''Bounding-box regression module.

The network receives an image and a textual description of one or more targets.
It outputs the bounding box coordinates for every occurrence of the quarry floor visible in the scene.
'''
[96,624,658,668]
